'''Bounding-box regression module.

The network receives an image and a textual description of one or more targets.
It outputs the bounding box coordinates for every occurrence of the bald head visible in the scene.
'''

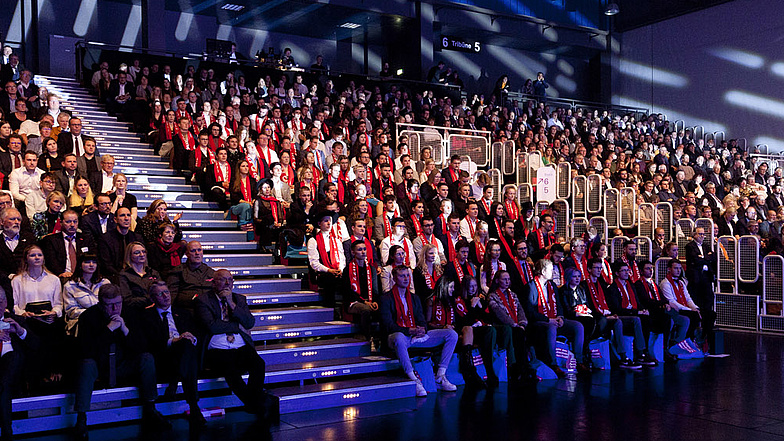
[186,241,204,266]
[212,269,234,295]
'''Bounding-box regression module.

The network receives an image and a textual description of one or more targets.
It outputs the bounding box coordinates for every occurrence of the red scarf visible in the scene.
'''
[480,199,491,218]
[505,200,519,220]
[311,164,322,182]
[175,110,192,126]
[282,164,295,186]
[535,278,557,319]
[616,279,637,309]
[301,181,316,199]
[642,278,661,301]
[622,255,641,283]
[393,286,416,328]
[601,259,613,285]
[666,275,688,305]
[255,115,268,133]
[179,131,195,151]
[572,255,588,281]
[497,288,518,322]
[257,145,273,168]
[535,229,553,249]
[157,239,182,268]
[454,260,474,283]
[431,296,467,327]
[163,121,176,141]
[239,176,252,202]
[331,177,345,204]
[446,233,458,262]
[514,257,533,284]
[261,195,281,223]
[348,260,373,302]
[214,162,231,194]
[423,265,440,290]
[474,240,486,264]
[315,231,340,270]
[586,278,610,313]
[383,214,394,238]
[410,215,424,242]
[400,239,411,268]
[194,148,215,168]
[465,217,476,238]
[448,167,458,183]
[208,135,224,152]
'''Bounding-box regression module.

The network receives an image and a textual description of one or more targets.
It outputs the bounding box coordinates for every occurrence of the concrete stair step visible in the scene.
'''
[126,175,188,185]
[267,357,400,384]
[127,182,200,192]
[242,290,320,306]
[273,376,416,413]
[116,168,178,177]
[252,306,334,327]
[232,278,305,294]
[251,321,356,341]
[198,241,258,252]
[183,230,249,243]
[176,219,238,230]
[200,253,272,267]
[224,265,308,278]
[136,199,218,210]
[257,338,369,365]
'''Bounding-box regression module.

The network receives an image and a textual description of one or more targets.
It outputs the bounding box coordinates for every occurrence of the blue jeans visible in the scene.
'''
[388,329,458,375]
[531,319,585,364]
[231,203,252,240]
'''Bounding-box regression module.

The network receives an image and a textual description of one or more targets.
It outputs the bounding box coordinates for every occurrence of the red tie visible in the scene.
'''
[74,136,81,157]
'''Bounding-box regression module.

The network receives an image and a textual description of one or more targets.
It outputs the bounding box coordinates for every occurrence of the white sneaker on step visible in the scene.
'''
[435,375,457,392]
[415,380,428,397]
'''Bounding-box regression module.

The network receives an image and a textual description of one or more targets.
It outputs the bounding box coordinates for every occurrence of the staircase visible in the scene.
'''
[12,76,415,435]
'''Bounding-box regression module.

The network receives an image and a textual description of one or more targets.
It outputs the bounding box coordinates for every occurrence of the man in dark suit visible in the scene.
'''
[0,208,36,304]
[684,227,718,353]
[195,269,272,417]
[106,71,135,118]
[440,155,462,191]
[141,281,205,426]
[716,207,746,238]
[0,290,38,440]
[0,134,24,189]
[79,193,115,240]
[605,261,658,366]
[767,185,784,212]
[166,241,215,311]
[53,153,81,196]
[57,117,87,157]
[39,210,96,279]
[98,207,137,282]
[73,284,170,438]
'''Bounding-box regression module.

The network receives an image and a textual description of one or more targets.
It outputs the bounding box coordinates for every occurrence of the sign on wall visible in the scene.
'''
[440,35,481,53]
[536,166,557,203]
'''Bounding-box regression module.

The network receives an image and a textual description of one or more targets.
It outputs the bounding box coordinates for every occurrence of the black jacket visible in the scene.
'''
[380,289,425,336]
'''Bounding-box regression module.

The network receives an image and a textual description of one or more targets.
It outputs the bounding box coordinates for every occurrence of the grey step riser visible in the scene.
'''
[136,200,217,210]
[198,241,258,252]
[252,323,357,341]
[127,176,188,185]
[183,231,251,242]
[234,279,304,294]
[180,210,230,221]
[268,360,399,384]
[115,160,170,169]
[226,266,307,277]
[126,183,199,192]
[116,168,178,177]
[136,192,202,201]
[197,254,273,267]
[252,309,334,327]
[278,381,415,413]
[243,291,319,305]
[176,220,237,230]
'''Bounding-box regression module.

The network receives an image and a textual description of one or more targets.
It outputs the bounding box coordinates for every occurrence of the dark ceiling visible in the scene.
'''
[611,0,735,32]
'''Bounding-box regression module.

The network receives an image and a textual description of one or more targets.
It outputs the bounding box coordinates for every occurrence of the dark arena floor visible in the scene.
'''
[19,331,784,441]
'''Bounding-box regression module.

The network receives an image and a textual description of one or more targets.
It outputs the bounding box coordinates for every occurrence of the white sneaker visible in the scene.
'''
[435,375,457,392]
[415,380,428,397]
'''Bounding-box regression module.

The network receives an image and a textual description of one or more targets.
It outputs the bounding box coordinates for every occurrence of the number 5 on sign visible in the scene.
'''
[536,167,557,203]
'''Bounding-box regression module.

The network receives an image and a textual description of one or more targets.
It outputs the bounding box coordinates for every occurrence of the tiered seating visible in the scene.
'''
[9,76,415,435]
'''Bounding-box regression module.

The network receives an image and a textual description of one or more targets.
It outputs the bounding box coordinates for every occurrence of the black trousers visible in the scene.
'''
[0,351,21,436]
[494,324,525,368]
[206,346,266,409]
[155,339,200,405]
[315,272,341,308]
[471,325,498,378]
[75,352,158,412]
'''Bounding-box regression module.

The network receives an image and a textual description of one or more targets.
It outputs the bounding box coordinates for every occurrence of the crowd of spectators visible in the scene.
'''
[0,41,776,436]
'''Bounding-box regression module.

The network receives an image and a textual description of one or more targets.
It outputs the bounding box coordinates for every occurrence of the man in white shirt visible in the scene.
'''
[459,201,480,241]
[307,211,346,307]
[9,151,44,202]
[99,154,116,194]
[411,217,446,265]
[380,217,417,269]
[659,259,713,349]
[25,172,56,219]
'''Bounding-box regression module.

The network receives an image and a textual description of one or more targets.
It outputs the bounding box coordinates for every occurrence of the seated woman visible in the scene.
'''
[37,136,62,173]
[480,240,507,294]
[413,243,442,302]
[253,178,286,250]
[230,159,257,241]
[118,241,161,313]
[205,146,232,211]
[380,244,415,295]
[67,176,95,216]
[108,173,138,228]
[426,275,494,389]
[146,222,187,280]
[12,245,64,383]
[31,191,66,240]
[136,199,183,246]
[63,253,110,337]
[469,220,489,268]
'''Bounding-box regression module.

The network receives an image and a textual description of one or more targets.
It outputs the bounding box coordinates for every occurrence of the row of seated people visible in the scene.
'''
[0,236,273,440]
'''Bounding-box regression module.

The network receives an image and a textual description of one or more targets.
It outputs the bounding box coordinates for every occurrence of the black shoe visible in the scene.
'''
[619,358,642,370]
[664,351,679,363]
[142,409,172,431]
[188,409,207,427]
[486,374,500,388]
[576,362,592,374]
[637,353,659,367]
[550,365,566,378]
[74,413,88,440]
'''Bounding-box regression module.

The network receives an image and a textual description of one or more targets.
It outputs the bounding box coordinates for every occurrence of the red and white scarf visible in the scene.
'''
[393,286,416,328]
[616,279,637,309]
[497,288,518,323]
[315,231,340,270]
[348,260,373,302]
[666,275,688,305]
[214,162,231,195]
[535,278,557,319]
[586,278,609,313]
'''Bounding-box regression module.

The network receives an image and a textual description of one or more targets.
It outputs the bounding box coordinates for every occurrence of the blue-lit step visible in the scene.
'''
[252,306,333,327]
[224,265,308,278]
[137,191,202,201]
[251,321,357,341]
[128,182,200,193]
[126,175,189,185]
[258,338,369,365]
[267,357,400,384]
[177,219,238,230]
[200,253,272,267]
[242,290,319,306]
[180,210,230,221]
[273,376,416,413]
[116,159,170,169]
[117,167,178,177]
[137,199,217,210]
[199,241,258,252]
[233,279,305,295]
[183,230,249,243]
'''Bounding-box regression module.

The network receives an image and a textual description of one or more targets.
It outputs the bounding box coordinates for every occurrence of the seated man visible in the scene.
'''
[307,211,345,308]
[9,150,43,204]
[166,241,215,311]
[443,239,477,284]
[195,269,272,417]
[141,281,205,426]
[97,207,138,282]
[39,209,96,280]
[411,216,446,266]
[342,217,377,266]
[634,260,689,359]
[522,259,587,377]
[380,266,458,397]
[79,193,115,239]
[606,261,658,366]
[342,240,381,344]
[659,259,715,349]
[74,285,170,438]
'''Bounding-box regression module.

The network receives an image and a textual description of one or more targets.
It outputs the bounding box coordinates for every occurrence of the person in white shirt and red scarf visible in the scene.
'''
[606,260,659,367]
[205,146,232,211]
[615,240,642,284]
[342,240,381,344]
[380,266,458,397]
[307,211,346,308]
[634,260,689,361]
[488,270,535,383]
[444,239,476,284]
[659,259,715,350]
[527,213,556,261]
[522,259,586,378]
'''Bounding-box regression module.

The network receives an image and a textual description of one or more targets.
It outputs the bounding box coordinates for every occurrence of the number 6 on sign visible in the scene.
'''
[536,167,557,203]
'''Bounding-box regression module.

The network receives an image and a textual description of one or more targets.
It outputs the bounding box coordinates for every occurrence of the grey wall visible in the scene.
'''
[613,0,784,151]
